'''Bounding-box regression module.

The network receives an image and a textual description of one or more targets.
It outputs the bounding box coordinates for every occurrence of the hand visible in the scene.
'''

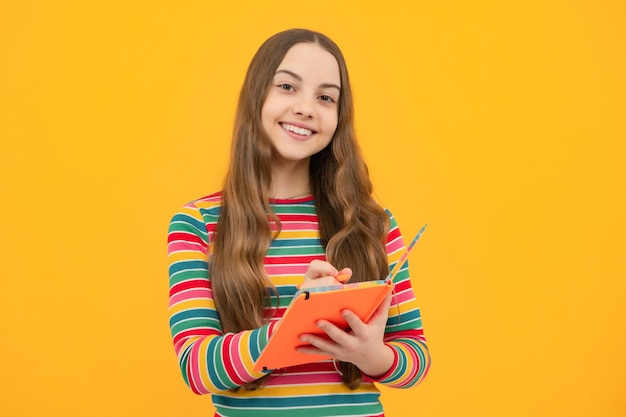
[296,291,395,378]
[298,259,352,289]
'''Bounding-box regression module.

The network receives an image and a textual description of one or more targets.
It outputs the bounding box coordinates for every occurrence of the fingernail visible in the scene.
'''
[336,273,349,282]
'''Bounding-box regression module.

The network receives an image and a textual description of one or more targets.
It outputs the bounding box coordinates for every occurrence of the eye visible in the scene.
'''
[278,83,295,91]
[319,94,336,103]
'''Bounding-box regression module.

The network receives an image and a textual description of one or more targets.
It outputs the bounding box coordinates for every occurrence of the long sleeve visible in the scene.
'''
[374,214,431,388]
[167,202,276,394]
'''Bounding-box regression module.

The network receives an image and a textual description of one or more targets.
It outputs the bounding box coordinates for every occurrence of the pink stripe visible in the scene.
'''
[189,342,207,394]
[170,288,211,305]
[229,333,250,379]
[168,241,208,255]
[265,265,309,275]
[386,236,404,253]
[404,348,419,383]
[279,221,319,230]
[186,193,221,206]
[394,289,416,304]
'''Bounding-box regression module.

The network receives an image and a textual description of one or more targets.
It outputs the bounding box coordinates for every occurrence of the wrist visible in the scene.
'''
[356,343,395,378]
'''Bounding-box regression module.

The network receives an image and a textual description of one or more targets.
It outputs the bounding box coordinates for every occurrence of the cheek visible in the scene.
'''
[260,93,276,120]
[262,88,285,110]
[260,101,275,130]
[326,113,339,134]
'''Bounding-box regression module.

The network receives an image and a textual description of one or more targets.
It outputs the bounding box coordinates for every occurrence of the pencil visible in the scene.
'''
[386,223,429,282]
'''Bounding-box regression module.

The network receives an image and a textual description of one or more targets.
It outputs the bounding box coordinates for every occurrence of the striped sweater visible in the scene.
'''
[167,192,430,417]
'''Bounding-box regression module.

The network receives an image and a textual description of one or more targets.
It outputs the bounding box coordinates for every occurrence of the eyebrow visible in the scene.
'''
[275,69,341,92]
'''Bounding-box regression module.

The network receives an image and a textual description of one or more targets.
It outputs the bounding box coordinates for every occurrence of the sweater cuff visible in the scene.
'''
[258,321,279,374]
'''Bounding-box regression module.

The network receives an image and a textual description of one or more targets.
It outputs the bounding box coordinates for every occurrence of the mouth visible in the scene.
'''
[280,122,315,137]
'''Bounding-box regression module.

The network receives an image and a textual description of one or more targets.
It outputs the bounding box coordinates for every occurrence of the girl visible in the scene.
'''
[167,28,430,417]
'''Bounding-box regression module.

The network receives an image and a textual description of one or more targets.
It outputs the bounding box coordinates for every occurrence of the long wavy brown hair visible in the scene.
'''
[211,28,390,390]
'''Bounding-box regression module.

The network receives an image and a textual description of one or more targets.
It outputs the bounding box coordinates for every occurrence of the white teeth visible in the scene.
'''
[282,123,313,136]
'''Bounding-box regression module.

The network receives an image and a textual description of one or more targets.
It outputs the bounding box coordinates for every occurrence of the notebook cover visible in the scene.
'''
[253,279,394,372]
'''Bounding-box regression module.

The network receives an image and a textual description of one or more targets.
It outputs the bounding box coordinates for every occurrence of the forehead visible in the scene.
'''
[276,42,341,85]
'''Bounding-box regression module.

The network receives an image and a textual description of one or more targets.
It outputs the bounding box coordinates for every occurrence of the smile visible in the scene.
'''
[280,123,314,137]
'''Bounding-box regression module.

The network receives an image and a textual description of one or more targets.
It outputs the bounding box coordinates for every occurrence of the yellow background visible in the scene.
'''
[1,1,624,416]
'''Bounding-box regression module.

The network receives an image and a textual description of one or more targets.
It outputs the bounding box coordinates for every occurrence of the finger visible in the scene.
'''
[305,260,339,280]
[314,319,355,348]
[336,267,353,283]
[295,344,329,356]
[340,291,392,335]
[340,309,367,334]
[298,275,345,290]
[297,333,340,357]
[336,273,350,283]
[299,260,341,289]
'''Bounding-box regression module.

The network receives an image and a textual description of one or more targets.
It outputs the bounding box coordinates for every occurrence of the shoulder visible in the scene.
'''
[182,191,223,213]
[169,191,223,229]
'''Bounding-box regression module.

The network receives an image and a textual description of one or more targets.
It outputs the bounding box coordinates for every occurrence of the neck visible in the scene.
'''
[271,159,311,199]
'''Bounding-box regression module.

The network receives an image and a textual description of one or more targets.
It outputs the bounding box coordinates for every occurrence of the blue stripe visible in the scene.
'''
[169,213,207,236]
[269,238,321,247]
[169,260,208,276]
[198,205,221,217]
[387,308,422,323]
[170,308,216,328]
[248,327,262,358]
[206,337,231,390]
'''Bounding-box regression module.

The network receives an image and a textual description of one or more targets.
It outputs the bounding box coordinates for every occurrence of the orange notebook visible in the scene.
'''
[253,224,428,372]
[254,279,394,372]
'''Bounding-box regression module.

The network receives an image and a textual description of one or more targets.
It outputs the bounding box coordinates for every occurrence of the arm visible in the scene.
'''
[295,213,431,387]
[167,202,275,394]
[375,213,431,388]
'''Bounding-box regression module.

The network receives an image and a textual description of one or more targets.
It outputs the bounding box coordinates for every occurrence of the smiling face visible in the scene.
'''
[261,42,341,169]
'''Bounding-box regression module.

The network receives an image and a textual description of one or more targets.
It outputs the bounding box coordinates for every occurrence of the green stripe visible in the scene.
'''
[168,269,208,286]
[171,318,220,335]
[271,203,316,214]
[213,393,382,417]
[267,246,325,256]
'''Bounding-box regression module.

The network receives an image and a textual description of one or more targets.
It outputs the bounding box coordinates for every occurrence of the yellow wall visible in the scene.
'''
[1,1,624,416]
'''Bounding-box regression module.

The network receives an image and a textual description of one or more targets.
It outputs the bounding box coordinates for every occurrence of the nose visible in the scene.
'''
[292,96,314,118]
